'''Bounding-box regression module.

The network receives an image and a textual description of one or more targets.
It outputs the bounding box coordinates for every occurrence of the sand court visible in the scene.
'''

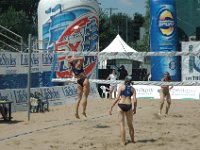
[0,99,200,150]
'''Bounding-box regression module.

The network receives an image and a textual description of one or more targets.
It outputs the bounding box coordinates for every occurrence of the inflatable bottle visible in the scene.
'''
[150,0,181,81]
[38,0,99,78]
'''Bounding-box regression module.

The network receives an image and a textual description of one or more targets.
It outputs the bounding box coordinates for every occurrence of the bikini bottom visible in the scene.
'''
[77,77,86,87]
[118,104,132,112]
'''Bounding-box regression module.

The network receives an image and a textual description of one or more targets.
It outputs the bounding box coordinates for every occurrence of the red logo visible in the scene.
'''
[54,13,98,78]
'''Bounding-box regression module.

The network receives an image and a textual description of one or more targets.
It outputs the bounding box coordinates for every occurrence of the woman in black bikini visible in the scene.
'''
[109,75,137,145]
[68,56,90,119]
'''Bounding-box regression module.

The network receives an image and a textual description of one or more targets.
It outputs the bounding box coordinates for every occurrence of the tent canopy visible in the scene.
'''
[98,34,144,62]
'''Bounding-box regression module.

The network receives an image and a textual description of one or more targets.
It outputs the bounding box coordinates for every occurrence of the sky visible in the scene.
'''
[97,0,146,16]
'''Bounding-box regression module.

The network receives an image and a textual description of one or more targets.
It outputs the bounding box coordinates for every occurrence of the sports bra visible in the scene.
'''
[72,65,84,76]
[121,85,133,97]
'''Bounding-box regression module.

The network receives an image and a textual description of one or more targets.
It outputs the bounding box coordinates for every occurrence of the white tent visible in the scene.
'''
[98,34,144,62]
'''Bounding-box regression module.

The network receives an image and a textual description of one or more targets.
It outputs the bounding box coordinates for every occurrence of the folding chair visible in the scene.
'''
[100,86,109,99]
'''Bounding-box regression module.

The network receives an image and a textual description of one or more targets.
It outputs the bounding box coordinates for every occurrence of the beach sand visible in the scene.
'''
[0,98,200,150]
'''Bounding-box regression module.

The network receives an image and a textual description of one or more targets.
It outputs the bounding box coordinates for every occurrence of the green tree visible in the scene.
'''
[143,0,150,34]
[140,0,150,52]
[110,13,131,42]
[0,7,31,51]
[0,0,39,21]
[110,12,144,50]
[0,0,40,36]
[131,13,145,43]
[99,11,116,51]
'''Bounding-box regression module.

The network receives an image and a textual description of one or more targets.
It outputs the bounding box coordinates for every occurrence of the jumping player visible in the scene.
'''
[68,56,90,119]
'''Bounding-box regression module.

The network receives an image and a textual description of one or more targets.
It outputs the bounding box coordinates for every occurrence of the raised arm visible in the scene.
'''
[68,56,84,68]
[74,57,84,68]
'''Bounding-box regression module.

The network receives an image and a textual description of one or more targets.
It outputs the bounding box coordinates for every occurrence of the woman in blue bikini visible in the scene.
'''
[109,75,137,145]
[68,56,90,119]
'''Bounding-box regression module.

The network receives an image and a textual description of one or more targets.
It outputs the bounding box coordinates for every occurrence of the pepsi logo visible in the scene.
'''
[158,10,174,36]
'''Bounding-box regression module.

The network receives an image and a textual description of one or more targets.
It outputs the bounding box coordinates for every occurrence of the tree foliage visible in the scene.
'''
[141,0,150,52]
[99,12,144,52]
[0,7,32,51]
[99,11,116,51]
[0,0,39,23]
[130,13,145,43]
[110,13,144,44]
[0,0,39,37]
[0,7,31,39]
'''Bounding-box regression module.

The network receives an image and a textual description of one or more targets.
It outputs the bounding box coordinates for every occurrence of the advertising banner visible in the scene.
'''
[37,0,99,80]
[182,42,200,81]
[40,53,53,72]
[150,0,180,81]
[134,85,200,100]
[0,52,52,89]
[20,53,40,73]
[0,52,19,74]
[0,82,100,111]
[170,86,199,100]
[0,52,52,75]
[134,85,160,99]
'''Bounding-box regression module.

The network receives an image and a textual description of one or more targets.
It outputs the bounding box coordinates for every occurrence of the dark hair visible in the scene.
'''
[70,61,76,67]
[164,72,171,81]
[124,75,133,85]
[120,65,125,69]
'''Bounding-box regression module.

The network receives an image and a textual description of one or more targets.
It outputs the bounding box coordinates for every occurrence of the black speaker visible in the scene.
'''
[196,26,200,40]
[132,68,147,81]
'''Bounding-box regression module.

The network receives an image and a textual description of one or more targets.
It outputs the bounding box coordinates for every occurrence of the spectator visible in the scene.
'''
[118,65,128,80]
[107,69,118,99]
[0,105,7,120]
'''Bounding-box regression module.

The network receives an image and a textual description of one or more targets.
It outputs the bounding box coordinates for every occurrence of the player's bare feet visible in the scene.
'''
[75,113,80,119]
[82,112,87,117]
[120,142,126,146]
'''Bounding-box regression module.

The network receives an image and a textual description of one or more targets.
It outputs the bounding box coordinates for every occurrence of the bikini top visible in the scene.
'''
[121,84,133,97]
[72,65,84,76]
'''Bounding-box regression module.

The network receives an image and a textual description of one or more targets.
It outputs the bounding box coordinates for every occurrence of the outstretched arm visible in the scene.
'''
[109,87,121,115]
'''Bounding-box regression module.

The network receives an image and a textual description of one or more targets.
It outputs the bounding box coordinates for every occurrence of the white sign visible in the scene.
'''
[134,85,160,99]
[170,86,199,100]
[134,85,200,100]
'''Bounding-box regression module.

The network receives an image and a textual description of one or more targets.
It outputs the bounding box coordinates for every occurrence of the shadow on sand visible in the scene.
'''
[0,119,24,124]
